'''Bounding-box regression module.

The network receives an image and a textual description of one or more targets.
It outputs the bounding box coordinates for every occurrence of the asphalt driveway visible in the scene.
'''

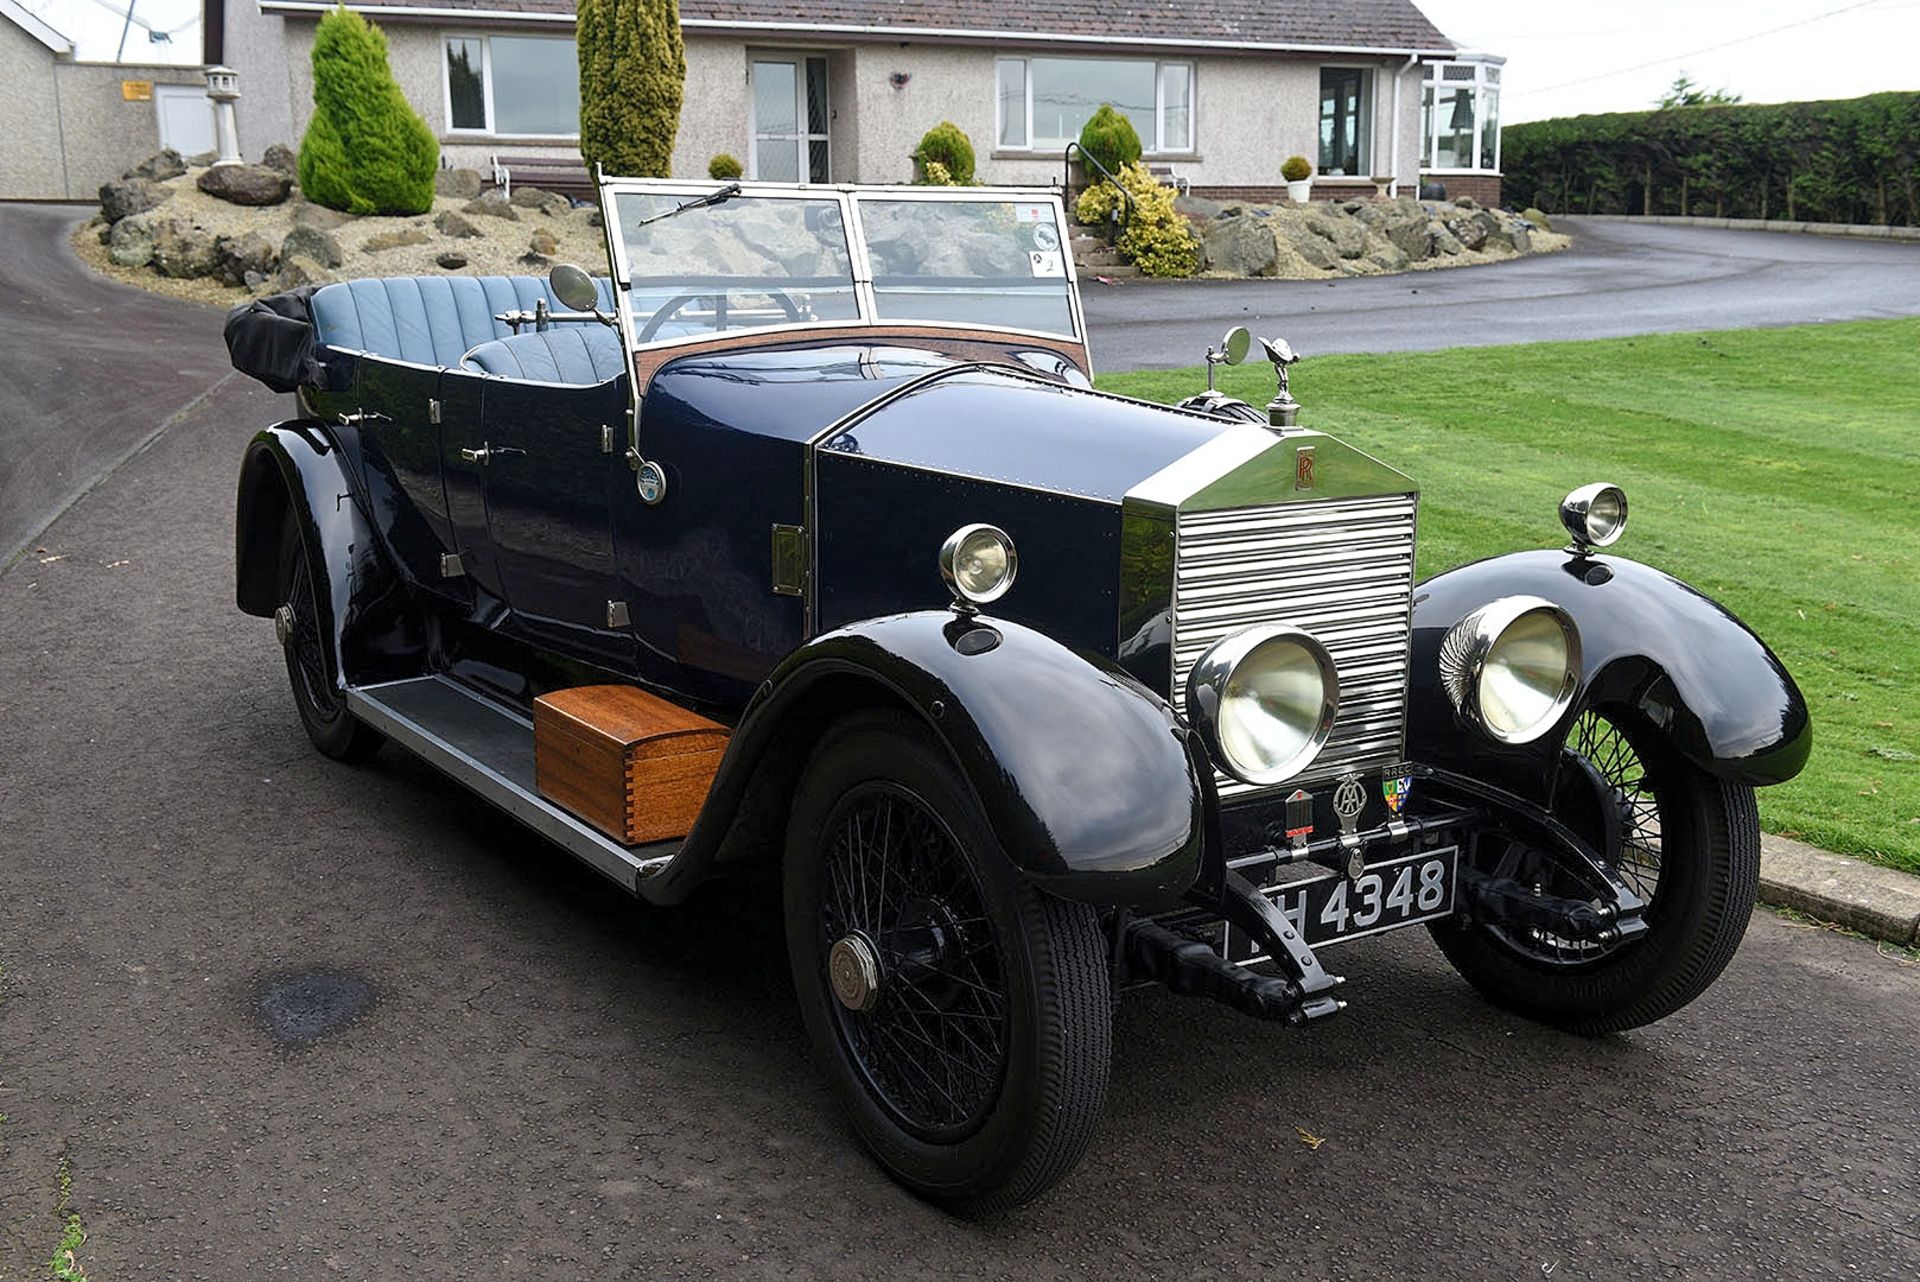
[1081,217,1920,371]
[1,206,1918,1279]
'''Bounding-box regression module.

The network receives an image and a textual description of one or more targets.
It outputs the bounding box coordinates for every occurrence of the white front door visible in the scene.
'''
[154,84,216,156]
[749,56,829,183]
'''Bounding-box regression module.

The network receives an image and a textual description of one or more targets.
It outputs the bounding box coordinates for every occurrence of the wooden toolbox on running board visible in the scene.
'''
[533,685,730,845]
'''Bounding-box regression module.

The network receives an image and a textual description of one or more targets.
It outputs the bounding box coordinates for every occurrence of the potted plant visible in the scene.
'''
[1282,155,1313,203]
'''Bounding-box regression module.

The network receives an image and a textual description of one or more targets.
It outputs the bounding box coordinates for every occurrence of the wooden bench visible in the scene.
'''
[489,152,596,201]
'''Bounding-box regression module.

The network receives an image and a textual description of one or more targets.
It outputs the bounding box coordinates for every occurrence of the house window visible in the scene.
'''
[1422,60,1501,172]
[443,34,579,137]
[1319,67,1372,177]
[995,56,1196,155]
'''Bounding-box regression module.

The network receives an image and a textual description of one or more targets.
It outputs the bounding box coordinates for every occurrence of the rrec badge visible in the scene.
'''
[1382,772,1414,816]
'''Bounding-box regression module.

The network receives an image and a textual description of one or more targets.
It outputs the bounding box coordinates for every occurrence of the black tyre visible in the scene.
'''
[275,511,383,764]
[1431,703,1760,1035]
[783,710,1111,1214]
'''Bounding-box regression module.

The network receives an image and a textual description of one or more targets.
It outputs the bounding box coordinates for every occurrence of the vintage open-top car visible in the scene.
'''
[225,177,1811,1213]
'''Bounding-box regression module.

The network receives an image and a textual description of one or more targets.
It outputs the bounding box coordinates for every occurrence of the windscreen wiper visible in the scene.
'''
[633,182,742,228]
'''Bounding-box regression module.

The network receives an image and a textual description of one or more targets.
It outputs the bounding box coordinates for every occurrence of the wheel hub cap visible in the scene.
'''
[273,603,296,648]
[828,934,882,1013]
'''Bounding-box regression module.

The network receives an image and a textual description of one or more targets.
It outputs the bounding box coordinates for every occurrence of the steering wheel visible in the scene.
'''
[637,288,803,342]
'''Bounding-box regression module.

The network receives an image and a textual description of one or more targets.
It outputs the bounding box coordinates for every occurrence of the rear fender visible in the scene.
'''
[648,611,1206,910]
[1409,549,1812,795]
[235,422,420,689]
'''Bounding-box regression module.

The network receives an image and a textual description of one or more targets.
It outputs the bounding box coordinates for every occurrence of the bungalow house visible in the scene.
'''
[216,0,1505,204]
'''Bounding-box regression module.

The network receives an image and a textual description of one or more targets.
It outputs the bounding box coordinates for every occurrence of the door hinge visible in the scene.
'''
[428,398,442,424]
[771,524,807,597]
[600,423,614,454]
[606,600,631,628]
[439,552,466,578]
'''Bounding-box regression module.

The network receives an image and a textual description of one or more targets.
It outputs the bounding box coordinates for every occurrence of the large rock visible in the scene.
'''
[1521,207,1552,232]
[462,190,520,221]
[127,149,186,182]
[1445,210,1494,251]
[509,185,570,215]
[362,227,430,252]
[276,254,329,289]
[527,228,559,257]
[1365,238,1409,272]
[261,143,298,177]
[433,210,481,239]
[435,167,483,199]
[1429,221,1465,256]
[99,176,169,223]
[1507,225,1532,255]
[291,200,352,231]
[1201,216,1278,277]
[436,251,469,270]
[1385,213,1434,261]
[281,223,343,269]
[107,213,159,267]
[1306,208,1367,259]
[151,220,219,279]
[197,163,292,207]
[1276,219,1339,270]
[213,231,279,286]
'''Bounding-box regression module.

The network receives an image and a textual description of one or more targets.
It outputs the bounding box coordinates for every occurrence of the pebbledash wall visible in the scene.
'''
[221,3,1436,197]
[0,15,212,200]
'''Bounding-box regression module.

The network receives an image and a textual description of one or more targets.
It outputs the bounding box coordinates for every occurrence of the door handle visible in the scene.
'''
[458,444,527,465]
[337,409,391,428]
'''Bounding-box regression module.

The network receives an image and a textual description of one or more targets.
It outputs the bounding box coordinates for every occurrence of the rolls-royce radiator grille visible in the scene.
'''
[1173,493,1418,800]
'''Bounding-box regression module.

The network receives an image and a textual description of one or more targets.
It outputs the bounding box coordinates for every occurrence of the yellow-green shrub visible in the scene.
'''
[578,0,685,177]
[1074,162,1196,277]
[297,6,437,215]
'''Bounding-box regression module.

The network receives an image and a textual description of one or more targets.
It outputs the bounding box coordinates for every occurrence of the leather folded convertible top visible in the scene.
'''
[224,287,329,394]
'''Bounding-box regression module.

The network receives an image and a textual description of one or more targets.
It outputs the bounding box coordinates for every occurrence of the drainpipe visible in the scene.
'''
[1389,52,1419,198]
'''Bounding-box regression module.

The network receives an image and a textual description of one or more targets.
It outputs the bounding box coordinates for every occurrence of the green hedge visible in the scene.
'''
[298,6,437,216]
[1502,92,1920,226]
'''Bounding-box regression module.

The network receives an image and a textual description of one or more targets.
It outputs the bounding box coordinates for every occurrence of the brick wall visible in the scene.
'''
[1423,174,1504,207]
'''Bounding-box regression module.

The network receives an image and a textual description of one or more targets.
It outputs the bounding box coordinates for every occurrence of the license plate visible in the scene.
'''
[1222,846,1459,965]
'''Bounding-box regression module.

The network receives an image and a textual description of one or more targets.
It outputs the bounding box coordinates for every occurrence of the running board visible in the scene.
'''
[346,676,680,893]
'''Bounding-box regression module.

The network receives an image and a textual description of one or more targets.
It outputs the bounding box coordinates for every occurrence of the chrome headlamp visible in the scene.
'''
[939,523,1017,607]
[1439,596,1581,745]
[1560,482,1629,551]
[1186,625,1340,786]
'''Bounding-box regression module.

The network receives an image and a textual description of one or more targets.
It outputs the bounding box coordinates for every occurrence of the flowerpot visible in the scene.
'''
[1286,179,1312,204]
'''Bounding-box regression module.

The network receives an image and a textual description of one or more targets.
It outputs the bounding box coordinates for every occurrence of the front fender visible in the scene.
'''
[1409,549,1811,793]
[655,611,1205,910]
[235,422,416,688]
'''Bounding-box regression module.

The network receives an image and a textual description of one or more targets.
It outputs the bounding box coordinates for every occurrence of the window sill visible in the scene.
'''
[1422,167,1504,176]
[442,133,583,147]
[993,150,1203,163]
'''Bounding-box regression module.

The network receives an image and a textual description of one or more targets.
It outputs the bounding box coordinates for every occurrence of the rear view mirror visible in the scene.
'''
[549,262,600,312]
[1220,326,1252,365]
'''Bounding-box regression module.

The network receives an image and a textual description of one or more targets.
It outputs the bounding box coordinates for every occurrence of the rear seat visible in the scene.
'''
[308,274,620,380]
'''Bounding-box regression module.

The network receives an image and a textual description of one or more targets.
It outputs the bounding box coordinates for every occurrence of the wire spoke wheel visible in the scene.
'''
[1431,700,1761,1034]
[784,711,1110,1213]
[283,539,342,722]
[819,783,1009,1142]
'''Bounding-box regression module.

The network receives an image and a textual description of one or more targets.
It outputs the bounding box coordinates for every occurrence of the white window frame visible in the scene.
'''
[442,32,579,140]
[1316,64,1376,178]
[1422,59,1501,174]
[993,55,1197,156]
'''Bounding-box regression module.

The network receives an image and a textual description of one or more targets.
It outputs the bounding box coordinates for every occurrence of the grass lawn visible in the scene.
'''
[1097,318,1920,874]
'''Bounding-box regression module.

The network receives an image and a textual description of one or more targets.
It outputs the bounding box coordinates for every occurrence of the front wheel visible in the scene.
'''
[1431,704,1761,1035]
[783,711,1111,1215]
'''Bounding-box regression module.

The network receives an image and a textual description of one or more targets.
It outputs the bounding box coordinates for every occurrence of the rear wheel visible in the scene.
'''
[783,711,1111,1214]
[1431,704,1760,1034]
[275,511,383,763]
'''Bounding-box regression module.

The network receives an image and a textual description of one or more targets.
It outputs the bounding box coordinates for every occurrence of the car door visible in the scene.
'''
[474,375,634,666]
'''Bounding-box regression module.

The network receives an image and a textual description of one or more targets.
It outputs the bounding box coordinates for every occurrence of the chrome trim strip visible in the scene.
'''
[346,676,680,892]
